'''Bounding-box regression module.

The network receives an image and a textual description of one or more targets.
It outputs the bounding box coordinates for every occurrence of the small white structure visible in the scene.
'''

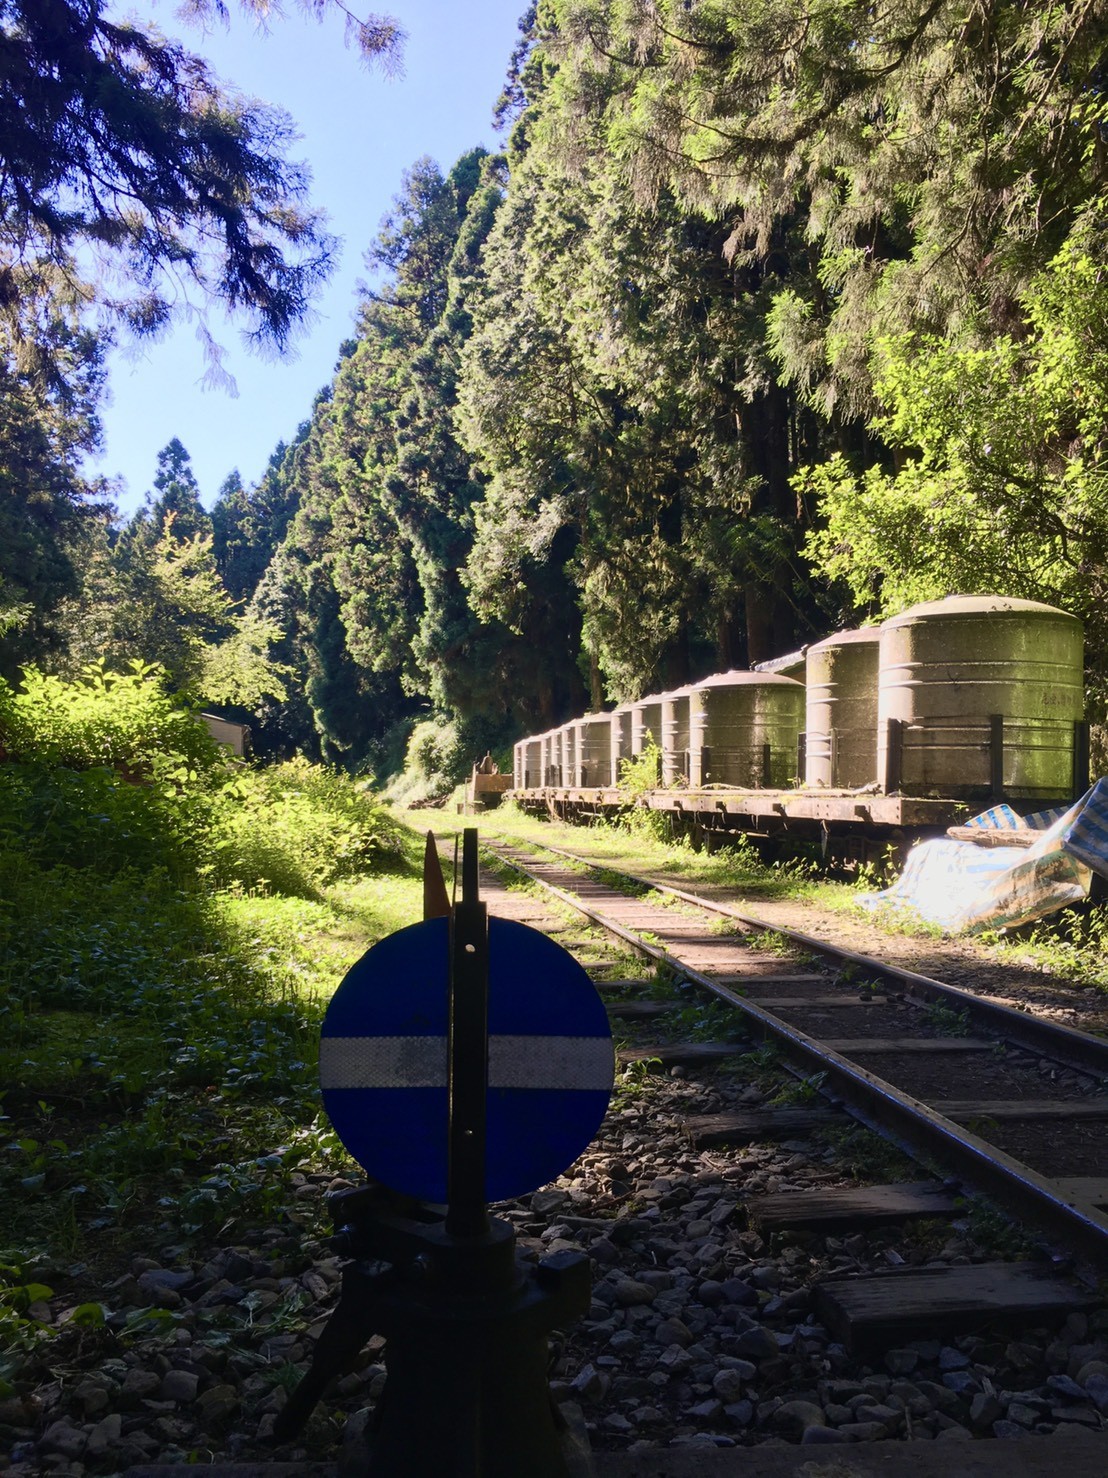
[201,712,250,756]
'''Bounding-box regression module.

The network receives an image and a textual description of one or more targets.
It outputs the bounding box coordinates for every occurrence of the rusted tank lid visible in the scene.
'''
[807,626,881,653]
[692,668,804,690]
[882,594,1080,628]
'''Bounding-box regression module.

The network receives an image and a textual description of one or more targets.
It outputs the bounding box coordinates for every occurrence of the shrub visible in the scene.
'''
[0,666,402,898]
[0,661,221,776]
[386,717,469,804]
[208,759,403,894]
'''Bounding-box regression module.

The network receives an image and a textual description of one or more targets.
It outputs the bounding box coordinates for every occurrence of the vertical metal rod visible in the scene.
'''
[446,828,489,1239]
[885,718,904,793]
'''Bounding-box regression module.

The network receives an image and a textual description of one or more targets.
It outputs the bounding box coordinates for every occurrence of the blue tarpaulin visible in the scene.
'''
[858,780,1108,934]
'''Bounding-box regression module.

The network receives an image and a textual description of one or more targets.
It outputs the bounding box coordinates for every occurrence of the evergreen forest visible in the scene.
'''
[4,0,1108,785]
[4,1,1108,1447]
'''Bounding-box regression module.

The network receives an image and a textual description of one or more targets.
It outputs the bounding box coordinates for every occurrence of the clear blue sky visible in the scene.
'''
[94,1,526,515]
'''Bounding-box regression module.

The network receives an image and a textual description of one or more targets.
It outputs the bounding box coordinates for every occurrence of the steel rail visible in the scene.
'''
[482,838,1108,1274]
[495,837,1108,1079]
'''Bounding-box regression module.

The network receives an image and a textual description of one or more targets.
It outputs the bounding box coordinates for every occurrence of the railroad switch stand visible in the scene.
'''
[274,830,599,1477]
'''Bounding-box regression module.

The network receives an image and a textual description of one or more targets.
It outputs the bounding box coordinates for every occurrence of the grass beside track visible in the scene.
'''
[0,820,426,1391]
[438,800,1108,995]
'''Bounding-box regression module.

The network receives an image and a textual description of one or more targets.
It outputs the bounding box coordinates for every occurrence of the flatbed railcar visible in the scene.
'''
[506,596,1093,863]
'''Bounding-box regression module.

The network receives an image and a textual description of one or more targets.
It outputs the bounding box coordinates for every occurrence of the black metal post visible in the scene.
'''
[884,718,904,794]
[447,828,489,1239]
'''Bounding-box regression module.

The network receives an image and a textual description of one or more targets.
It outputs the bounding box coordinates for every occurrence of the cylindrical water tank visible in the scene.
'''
[537,729,550,786]
[631,695,663,757]
[575,714,612,787]
[805,629,881,788]
[560,723,577,788]
[610,704,633,787]
[523,737,542,789]
[661,687,694,786]
[688,672,805,789]
[877,595,1084,800]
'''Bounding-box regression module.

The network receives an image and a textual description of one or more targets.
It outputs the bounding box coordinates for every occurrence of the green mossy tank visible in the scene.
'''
[557,723,576,789]
[631,695,663,757]
[523,737,542,788]
[609,704,633,787]
[574,714,613,787]
[661,686,694,786]
[688,671,806,789]
[877,594,1084,801]
[805,628,881,789]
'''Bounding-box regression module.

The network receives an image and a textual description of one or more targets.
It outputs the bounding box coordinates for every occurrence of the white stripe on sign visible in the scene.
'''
[488,1035,613,1091]
[320,1035,448,1089]
[320,1035,612,1092]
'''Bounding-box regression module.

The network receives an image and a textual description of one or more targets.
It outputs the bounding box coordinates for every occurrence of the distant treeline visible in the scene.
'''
[4,1,1107,784]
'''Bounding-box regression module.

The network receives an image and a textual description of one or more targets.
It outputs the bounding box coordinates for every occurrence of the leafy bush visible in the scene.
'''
[0,666,402,897]
[0,661,221,776]
[614,741,671,841]
[208,759,403,894]
[386,717,470,804]
[0,759,212,882]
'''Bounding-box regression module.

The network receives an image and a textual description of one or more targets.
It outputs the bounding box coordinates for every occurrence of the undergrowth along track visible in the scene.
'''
[480,834,1108,1275]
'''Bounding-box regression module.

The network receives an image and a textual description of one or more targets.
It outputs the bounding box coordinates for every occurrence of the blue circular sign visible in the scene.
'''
[319,917,614,1203]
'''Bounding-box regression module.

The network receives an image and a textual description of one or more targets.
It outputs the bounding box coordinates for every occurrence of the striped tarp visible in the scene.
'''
[859,780,1108,934]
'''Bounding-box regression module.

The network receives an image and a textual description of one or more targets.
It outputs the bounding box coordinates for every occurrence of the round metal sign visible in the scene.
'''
[319,917,613,1203]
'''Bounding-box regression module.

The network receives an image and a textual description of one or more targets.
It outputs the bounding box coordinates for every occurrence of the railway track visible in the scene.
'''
[477,832,1108,1281]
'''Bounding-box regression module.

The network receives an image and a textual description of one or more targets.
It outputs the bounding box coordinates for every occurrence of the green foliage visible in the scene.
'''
[0,665,401,899]
[659,998,749,1044]
[615,741,662,801]
[0,3,404,354]
[923,1002,971,1037]
[0,661,219,775]
[802,221,1108,698]
[613,740,672,841]
[209,759,403,895]
[0,668,424,1374]
[66,440,292,711]
[0,1265,56,1385]
[0,271,107,679]
[212,440,304,605]
[386,717,470,804]
[816,1123,916,1184]
[770,1070,828,1106]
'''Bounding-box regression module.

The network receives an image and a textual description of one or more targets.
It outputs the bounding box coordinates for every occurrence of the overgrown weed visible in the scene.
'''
[0,664,424,1371]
